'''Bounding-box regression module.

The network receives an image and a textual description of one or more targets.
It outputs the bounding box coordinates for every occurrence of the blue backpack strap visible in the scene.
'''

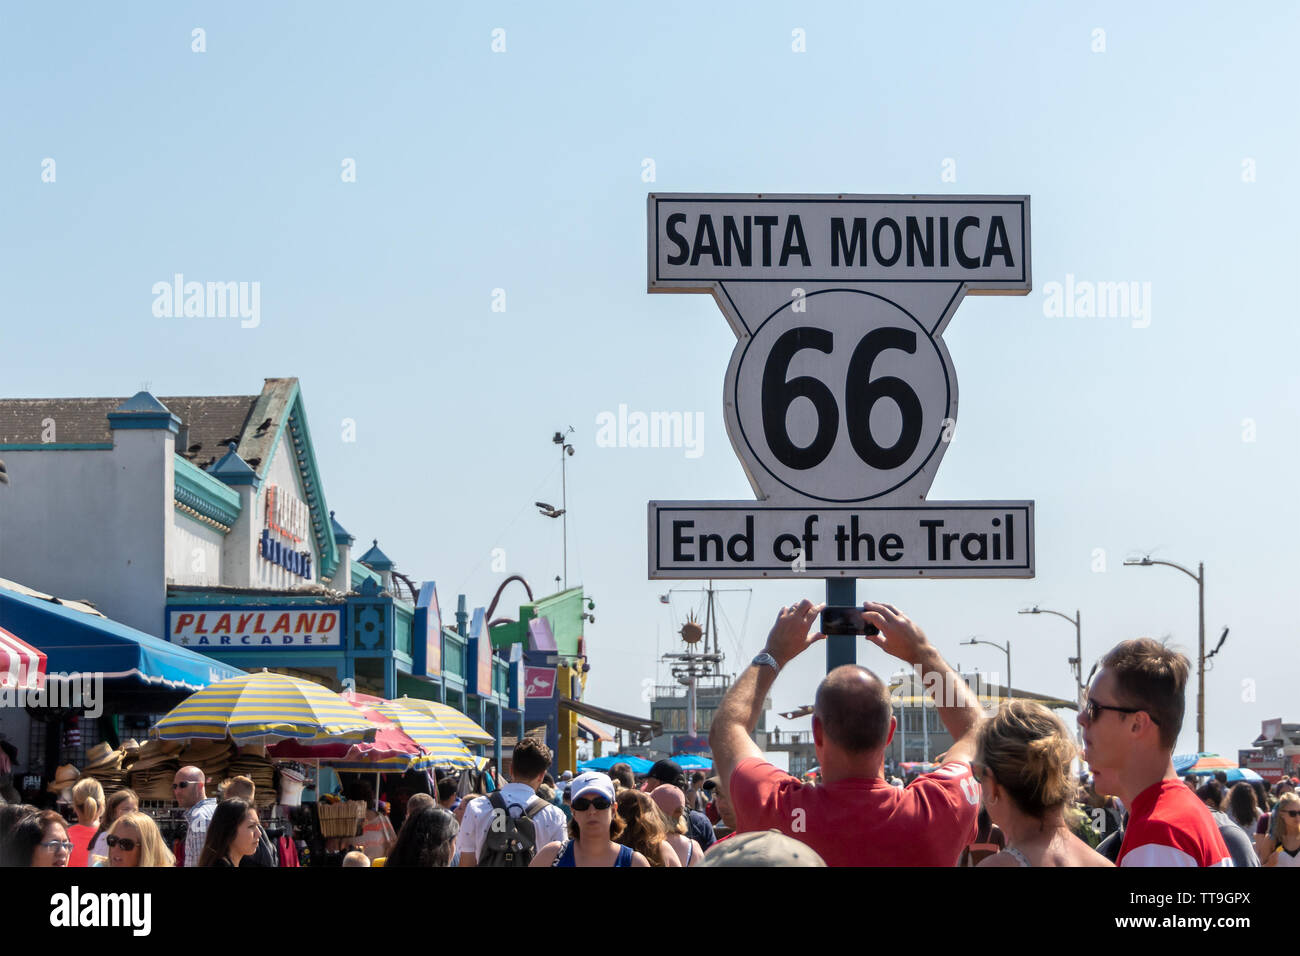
[614,844,634,867]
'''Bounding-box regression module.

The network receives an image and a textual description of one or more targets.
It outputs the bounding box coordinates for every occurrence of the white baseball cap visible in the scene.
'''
[569,771,615,803]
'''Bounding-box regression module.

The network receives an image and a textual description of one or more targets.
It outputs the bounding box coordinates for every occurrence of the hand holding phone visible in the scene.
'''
[820,606,880,637]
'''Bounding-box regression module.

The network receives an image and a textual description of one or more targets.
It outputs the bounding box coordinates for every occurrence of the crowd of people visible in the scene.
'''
[2,599,1297,868]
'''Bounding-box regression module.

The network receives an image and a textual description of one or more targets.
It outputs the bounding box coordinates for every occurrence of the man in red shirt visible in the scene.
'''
[708,600,983,867]
[1079,638,1231,867]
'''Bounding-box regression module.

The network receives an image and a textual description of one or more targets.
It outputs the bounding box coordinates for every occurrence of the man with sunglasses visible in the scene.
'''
[1078,639,1231,867]
[173,766,216,868]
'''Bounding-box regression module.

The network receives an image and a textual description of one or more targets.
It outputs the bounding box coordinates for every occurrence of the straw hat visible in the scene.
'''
[46,764,80,793]
[84,742,115,768]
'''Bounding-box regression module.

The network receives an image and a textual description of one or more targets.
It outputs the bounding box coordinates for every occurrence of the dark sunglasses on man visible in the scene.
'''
[1084,697,1160,726]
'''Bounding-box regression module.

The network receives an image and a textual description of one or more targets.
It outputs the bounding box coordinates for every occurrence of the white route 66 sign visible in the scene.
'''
[648,194,1031,505]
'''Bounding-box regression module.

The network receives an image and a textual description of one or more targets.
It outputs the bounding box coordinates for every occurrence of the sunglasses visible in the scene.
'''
[39,840,74,852]
[171,781,193,790]
[1084,698,1160,726]
[105,835,138,851]
[1283,810,1300,819]
[571,797,611,812]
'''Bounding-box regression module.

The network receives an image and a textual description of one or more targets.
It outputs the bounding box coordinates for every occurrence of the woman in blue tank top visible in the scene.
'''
[530,772,650,868]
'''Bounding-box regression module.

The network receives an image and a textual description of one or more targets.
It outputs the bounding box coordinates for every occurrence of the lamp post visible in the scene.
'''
[536,428,575,591]
[962,637,1011,704]
[1019,606,1084,719]
[1123,556,1206,752]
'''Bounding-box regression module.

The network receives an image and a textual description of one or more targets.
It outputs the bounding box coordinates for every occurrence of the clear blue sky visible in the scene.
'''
[2,2,1296,759]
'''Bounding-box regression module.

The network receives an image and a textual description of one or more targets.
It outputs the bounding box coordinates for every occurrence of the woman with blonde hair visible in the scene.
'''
[107,811,175,867]
[89,788,139,865]
[649,784,704,866]
[975,699,1111,867]
[66,777,105,867]
[1261,791,1300,867]
[615,788,681,867]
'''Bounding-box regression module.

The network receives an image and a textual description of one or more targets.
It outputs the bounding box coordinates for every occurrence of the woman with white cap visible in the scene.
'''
[530,771,650,867]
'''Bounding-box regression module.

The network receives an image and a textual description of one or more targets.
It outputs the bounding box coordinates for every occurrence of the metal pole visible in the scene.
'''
[561,444,568,590]
[825,578,857,671]
[1005,641,1011,704]
[1197,563,1205,753]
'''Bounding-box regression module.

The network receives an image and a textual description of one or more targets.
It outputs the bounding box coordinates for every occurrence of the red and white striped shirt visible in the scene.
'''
[1119,779,1233,867]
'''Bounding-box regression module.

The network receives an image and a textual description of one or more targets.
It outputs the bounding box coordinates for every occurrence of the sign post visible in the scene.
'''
[647,193,1034,672]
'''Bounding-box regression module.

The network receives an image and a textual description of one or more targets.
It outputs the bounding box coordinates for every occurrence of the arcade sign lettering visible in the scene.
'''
[261,484,313,578]
[167,607,342,648]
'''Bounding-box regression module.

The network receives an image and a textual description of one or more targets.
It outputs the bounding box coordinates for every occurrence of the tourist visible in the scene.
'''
[10,809,72,867]
[699,829,826,867]
[974,700,1110,867]
[456,737,567,866]
[436,777,459,812]
[530,772,649,867]
[1260,792,1300,867]
[1195,781,1259,867]
[702,776,736,838]
[65,776,104,867]
[641,759,715,849]
[616,788,681,866]
[173,765,217,867]
[106,811,175,867]
[607,763,635,792]
[650,784,704,866]
[710,600,984,866]
[386,807,460,867]
[1079,639,1231,866]
[88,787,138,865]
[686,772,709,812]
[346,781,395,863]
[0,804,40,866]
[342,850,371,867]
[220,775,277,866]
[198,798,261,868]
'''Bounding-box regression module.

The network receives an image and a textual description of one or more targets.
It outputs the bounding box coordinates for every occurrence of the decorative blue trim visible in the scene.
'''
[352,560,381,586]
[0,442,113,451]
[108,391,181,433]
[330,510,355,546]
[174,455,242,528]
[208,442,261,488]
[108,413,180,433]
[358,538,394,571]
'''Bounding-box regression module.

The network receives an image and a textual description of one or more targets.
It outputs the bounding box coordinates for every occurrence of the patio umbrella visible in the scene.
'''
[268,701,436,772]
[389,696,494,745]
[0,625,46,691]
[155,671,379,744]
[670,754,714,770]
[1176,753,1238,776]
[577,753,655,774]
[348,693,476,769]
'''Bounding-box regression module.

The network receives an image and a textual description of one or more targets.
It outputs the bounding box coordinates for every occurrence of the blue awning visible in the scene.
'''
[0,586,243,693]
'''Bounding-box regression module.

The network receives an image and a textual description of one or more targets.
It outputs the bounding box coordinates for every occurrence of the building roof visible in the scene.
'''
[0,394,258,468]
[357,539,394,571]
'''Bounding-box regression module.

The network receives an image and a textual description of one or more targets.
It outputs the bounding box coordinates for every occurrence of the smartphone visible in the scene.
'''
[821,606,879,637]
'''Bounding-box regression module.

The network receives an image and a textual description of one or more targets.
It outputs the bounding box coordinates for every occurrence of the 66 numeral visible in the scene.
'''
[761,326,923,471]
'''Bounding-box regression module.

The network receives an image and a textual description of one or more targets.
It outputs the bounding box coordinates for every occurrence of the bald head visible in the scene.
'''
[173,766,206,807]
[813,666,892,754]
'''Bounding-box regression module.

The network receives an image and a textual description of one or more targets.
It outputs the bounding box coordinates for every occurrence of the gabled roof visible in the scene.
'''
[358,539,394,571]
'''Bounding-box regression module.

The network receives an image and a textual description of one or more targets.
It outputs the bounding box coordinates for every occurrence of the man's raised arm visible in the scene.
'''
[861,602,985,765]
[709,600,825,796]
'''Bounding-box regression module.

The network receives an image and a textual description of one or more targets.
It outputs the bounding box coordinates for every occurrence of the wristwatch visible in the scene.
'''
[752,651,781,673]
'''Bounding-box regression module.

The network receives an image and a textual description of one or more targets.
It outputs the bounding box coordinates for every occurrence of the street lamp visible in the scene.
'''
[1123,555,1207,752]
[1019,606,1084,717]
[962,637,1011,703]
[539,427,575,590]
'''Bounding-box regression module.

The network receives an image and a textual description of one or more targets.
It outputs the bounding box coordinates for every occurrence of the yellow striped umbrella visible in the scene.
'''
[389,696,494,745]
[155,671,379,744]
[360,697,476,769]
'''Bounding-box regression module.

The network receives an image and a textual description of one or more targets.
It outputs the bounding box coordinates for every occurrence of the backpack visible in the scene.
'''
[477,792,549,867]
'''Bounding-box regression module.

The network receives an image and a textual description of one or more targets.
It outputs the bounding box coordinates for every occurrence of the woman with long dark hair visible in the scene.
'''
[615,788,680,867]
[198,798,261,868]
[531,772,649,867]
[385,807,459,867]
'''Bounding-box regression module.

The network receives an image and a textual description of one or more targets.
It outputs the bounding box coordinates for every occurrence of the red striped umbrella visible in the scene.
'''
[0,625,46,691]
